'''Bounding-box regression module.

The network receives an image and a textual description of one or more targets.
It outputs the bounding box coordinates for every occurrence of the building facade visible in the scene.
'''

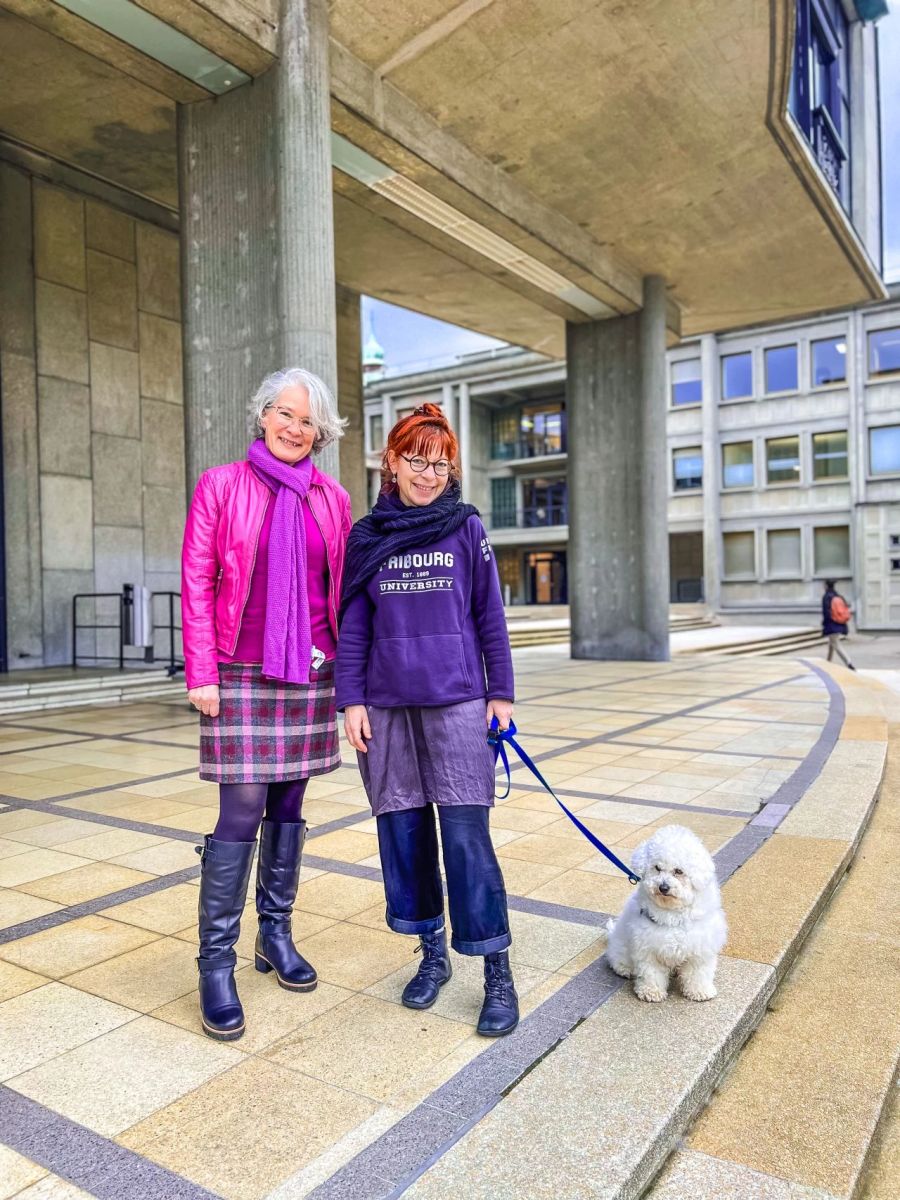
[363,296,900,630]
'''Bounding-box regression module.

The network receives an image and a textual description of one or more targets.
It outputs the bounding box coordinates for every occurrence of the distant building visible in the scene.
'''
[364,298,900,630]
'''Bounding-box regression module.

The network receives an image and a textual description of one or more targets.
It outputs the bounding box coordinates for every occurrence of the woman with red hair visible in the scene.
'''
[336,404,519,1036]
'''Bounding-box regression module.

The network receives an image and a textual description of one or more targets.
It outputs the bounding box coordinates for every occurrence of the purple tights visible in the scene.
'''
[213,780,309,842]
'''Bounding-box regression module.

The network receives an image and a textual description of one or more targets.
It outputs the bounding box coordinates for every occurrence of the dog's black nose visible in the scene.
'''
[658,882,670,894]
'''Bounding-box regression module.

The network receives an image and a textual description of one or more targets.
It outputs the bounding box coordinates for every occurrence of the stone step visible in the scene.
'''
[649,706,900,1200]
[690,629,824,657]
[399,669,891,1200]
[0,675,184,715]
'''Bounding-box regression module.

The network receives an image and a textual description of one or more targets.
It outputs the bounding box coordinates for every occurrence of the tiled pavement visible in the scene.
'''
[0,650,839,1200]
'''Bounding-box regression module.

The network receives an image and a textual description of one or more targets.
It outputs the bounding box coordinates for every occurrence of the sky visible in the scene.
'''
[365,11,900,371]
[880,2,900,282]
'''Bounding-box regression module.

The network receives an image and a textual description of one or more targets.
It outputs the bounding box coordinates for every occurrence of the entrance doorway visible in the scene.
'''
[527,551,567,604]
[669,532,704,602]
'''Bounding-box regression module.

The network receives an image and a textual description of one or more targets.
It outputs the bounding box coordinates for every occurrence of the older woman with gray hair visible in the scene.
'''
[181,367,351,1042]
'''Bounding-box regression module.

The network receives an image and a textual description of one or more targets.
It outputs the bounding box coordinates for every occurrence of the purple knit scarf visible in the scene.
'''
[247,439,313,685]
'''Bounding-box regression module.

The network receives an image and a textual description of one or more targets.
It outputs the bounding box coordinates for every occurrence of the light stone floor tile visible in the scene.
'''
[344,900,392,931]
[578,798,671,824]
[2,817,111,848]
[0,1146,46,1199]
[535,772,629,796]
[108,839,201,874]
[0,848,96,888]
[0,836,35,859]
[0,887,62,929]
[153,969,354,1053]
[494,856,567,895]
[232,905,335,961]
[557,938,608,978]
[17,862,154,905]
[293,871,386,919]
[490,804,561,833]
[65,935,204,1011]
[134,808,210,833]
[538,814,653,843]
[496,832,595,870]
[649,1151,835,1199]
[98,882,202,934]
[13,1177,96,1199]
[8,1013,244,1136]
[117,1056,379,1200]
[0,809,58,834]
[263,992,473,1102]
[303,828,378,863]
[527,867,633,914]
[506,908,605,971]
[0,981,137,1079]
[292,921,417,990]
[60,828,169,860]
[0,959,48,1002]
[0,914,159,979]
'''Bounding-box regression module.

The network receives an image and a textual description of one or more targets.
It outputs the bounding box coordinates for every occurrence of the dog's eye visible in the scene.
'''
[654,864,661,872]
[673,868,684,876]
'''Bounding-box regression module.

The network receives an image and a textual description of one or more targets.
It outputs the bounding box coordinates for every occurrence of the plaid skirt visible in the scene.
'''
[199,661,341,784]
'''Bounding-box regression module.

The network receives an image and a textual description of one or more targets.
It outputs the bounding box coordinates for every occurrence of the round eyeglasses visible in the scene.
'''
[399,453,452,477]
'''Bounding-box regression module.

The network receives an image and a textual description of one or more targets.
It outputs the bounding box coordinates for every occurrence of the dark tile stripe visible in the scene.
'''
[0,1086,224,1200]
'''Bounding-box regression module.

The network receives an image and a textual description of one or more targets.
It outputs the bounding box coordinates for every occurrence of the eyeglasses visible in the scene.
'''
[400,453,452,477]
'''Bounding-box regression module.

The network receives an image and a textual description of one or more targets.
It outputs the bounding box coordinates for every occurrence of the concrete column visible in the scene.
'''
[178,0,338,491]
[847,309,866,624]
[567,275,670,661]
[849,22,882,268]
[700,333,721,614]
[458,381,472,501]
[336,284,366,519]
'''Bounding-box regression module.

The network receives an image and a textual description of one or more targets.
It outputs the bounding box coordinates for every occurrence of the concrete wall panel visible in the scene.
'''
[35,281,89,383]
[142,398,186,489]
[86,250,138,350]
[85,199,135,262]
[33,183,86,291]
[139,313,182,404]
[38,378,91,477]
[43,569,95,667]
[136,224,180,320]
[143,485,186,575]
[40,475,93,571]
[89,342,141,438]
[92,434,143,527]
[93,524,144,593]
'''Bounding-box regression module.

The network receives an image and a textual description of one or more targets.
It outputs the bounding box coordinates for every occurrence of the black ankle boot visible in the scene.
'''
[401,928,452,1010]
[196,835,256,1041]
[477,950,519,1037]
[254,819,317,991]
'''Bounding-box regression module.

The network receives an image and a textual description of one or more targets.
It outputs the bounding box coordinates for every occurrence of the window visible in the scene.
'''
[519,401,566,457]
[870,426,900,475]
[814,526,850,573]
[673,446,702,491]
[767,529,802,576]
[671,359,702,407]
[721,352,753,400]
[522,478,567,527]
[766,435,801,484]
[812,431,848,480]
[789,0,850,206]
[490,477,517,529]
[723,531,755,577]
[491,409,519,460]
[722,442,754,489]
[869,329,900,376]
[369,414,384,452]
[765,345,798,394]
[811,337,847,385]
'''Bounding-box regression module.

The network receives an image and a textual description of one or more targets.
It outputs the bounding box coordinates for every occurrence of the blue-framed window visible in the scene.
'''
[790,0,851,207]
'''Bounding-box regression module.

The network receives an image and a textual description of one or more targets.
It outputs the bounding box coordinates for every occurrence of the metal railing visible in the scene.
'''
[72,590,183,675]
[490,435,567,462]
[489,504,569,530]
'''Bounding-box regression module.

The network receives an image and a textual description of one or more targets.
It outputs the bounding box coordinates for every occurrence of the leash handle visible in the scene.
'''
[489,718,640,885]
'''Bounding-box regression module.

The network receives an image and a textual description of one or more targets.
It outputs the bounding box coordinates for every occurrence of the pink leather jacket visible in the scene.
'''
[181,459,352,690]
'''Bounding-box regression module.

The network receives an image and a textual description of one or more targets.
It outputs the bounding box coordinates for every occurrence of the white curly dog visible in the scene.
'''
[605,824,727,1003]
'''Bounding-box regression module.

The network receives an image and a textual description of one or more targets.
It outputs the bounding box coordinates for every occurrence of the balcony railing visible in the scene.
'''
[490,434,567,462]
[811,106,846,197]
[490,504,569,530]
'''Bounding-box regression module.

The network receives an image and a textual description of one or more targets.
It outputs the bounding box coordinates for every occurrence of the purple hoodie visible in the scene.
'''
[335,514,514,709]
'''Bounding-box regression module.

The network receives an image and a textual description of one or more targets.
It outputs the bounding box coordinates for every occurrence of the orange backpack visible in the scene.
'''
[830,595,851,624]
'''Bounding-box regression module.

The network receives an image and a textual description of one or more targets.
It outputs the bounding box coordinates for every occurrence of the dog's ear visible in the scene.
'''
[630,839,650,876]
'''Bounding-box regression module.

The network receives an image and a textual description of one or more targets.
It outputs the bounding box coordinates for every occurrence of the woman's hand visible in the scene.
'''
[486,699,513,732]
[344,704,372,753]
[188,685,220,718]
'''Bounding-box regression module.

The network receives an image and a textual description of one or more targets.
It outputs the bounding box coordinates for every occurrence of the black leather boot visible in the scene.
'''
[477,949,519,1037]
[196,835,256,1041]
[401,928,451,1010]
[254,819,317,991]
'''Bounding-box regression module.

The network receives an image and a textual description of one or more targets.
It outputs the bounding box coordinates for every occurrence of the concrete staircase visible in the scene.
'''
[506,604,718,648]
[0,668,185,716]
[688,626,826,658]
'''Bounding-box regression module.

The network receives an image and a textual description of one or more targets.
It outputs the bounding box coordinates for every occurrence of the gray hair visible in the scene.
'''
[248,367,347,453]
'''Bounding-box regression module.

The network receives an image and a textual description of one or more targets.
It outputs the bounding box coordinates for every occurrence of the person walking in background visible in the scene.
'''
[822,579,856,671]
[181,368,351,1042]
[336,403,520,1037]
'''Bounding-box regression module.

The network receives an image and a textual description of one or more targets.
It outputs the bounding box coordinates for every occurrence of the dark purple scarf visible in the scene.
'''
[339,483,478,623]
[247,438,313,684]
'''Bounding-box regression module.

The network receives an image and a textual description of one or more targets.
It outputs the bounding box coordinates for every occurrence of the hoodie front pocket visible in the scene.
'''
[369,634,471,704]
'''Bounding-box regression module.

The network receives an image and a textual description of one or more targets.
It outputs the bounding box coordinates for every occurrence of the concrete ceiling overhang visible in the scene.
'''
[0,0,888,354]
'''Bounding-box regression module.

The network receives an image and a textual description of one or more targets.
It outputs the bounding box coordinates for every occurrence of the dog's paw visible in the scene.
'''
[681,984,717,1002]
[634,983,667,1003]
[606,959,632,980]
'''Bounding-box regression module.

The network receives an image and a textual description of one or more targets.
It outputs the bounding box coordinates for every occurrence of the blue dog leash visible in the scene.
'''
[488,717,640,885]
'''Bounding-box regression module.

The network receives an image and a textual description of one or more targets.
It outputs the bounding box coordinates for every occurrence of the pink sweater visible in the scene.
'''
[219,495,336,668]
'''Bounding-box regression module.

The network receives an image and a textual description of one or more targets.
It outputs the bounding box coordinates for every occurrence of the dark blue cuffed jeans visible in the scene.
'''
[376,804,511,956]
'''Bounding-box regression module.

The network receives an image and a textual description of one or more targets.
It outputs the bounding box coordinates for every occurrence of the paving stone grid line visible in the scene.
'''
[0,661,841,1200]
[0,667,818,946]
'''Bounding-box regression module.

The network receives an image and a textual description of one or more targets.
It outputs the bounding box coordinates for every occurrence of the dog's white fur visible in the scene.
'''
[605,825,727,1003]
